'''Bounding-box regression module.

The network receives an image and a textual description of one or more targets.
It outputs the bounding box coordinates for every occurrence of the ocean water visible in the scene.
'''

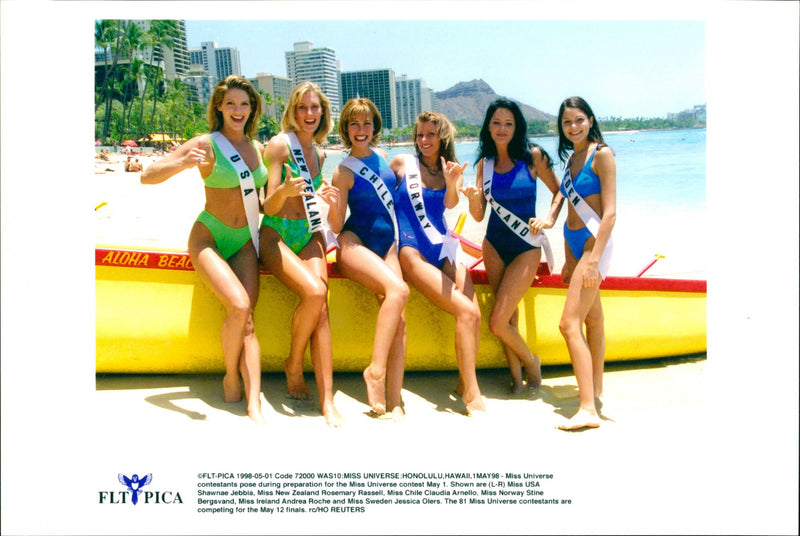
[322,128,707,278]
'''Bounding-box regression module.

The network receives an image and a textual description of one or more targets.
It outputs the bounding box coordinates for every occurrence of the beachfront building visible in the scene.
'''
[130,20,190,80]
[395,76,436,129]
[285,41,341,116]
[248,73,294,123]
[340,68,398,130]
[189,41,242,82]
[184,66,215,104]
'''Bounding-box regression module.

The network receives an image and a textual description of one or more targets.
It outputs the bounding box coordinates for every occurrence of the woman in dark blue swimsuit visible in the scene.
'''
[462,99,562,392]
[329,98,408,420]
[389,111,485,416]
[555,96,617,431]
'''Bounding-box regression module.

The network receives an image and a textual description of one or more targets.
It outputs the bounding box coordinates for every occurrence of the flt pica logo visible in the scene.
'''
[98,473,183,505]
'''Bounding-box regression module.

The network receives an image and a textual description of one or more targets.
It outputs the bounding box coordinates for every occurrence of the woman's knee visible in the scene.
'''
[386,279,410,307]
[300,277,328,310]
[457,300,481,331]
[558,315,582,340]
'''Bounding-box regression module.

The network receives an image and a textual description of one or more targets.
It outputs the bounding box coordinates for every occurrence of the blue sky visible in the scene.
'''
[186,19,705,119]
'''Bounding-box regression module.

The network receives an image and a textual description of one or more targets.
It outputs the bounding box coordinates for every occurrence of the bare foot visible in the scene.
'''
[284,359,311,400]
[510,379,525,394]
[557,408,600,431]
[464,395,487,417]
[247,406,268,427]
[363,365,386,415]
[222,373,242,403]
[323,402,345,428]
[389,405,406,423]
[525,355,542,389]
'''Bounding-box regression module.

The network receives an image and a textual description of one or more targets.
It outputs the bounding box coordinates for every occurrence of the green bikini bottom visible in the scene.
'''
[261,214,313,255]
[195,210,252,260]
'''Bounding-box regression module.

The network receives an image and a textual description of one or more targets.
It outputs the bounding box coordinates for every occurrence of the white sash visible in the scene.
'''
[482,157,554,269]
[561,157,613,277]
[403,155,460,264]
[284,133,338,250]
[210,131,261,258]
[340,155,398,243]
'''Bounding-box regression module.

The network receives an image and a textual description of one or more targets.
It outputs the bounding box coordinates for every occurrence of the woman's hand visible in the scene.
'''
[581,260,601,288]
[528,216,554,235]
[280,164,313,198]
[316,177,339,207]
[459,185,482,204]
[441,157,467,185]
[181,146,208,169]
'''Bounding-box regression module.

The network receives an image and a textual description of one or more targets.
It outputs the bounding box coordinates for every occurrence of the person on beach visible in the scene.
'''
[140,75,267,426]
[461,98,562,393]
[555,96,616,431]
[389,111,485,416]
[259,81,344,428]
[329,98,408,420]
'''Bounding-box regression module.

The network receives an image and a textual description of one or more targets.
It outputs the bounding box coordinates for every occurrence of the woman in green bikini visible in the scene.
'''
[141,75,267,426]
[259,81,344,428]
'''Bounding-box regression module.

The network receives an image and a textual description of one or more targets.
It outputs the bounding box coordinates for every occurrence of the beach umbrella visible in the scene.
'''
[95,139,101,146]
[121,140,138,147]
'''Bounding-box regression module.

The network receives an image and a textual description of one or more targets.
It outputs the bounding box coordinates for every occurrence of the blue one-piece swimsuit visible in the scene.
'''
[560,146,603,259]
[396,173,449,269]
[485,159,538,265]
[341,152,398,258]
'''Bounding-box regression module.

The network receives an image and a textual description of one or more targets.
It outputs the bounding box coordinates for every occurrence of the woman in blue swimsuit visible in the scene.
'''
[555,96,617,431]
[329,98,408,420]
[259,81,343,428]
[141,76,267,426]
[389,111,485,416]
[462,99,562,393]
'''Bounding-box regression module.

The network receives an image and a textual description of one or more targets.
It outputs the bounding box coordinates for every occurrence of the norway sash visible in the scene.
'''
[340,155,398,243]
[482,157,554,269]
[210,131,261,257]
[285,132,338,249]
[561,160,613,278]
[403,155,460,264]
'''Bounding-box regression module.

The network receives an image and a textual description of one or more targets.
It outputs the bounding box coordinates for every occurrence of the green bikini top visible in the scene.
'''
[282,141,323,190]
[204,135,268,189]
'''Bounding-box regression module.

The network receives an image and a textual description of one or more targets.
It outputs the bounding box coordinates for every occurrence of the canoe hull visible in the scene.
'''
[96,247,706,374]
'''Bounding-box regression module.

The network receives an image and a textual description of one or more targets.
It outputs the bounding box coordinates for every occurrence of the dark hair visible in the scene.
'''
[475,98,553,169]
[557,96,606,163]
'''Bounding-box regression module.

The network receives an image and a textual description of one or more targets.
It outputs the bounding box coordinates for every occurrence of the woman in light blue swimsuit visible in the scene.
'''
[141,76,268,426]
[329,98,408,420]
[555,96,617,431]
[389,111,485,416]
[259,81,343,428]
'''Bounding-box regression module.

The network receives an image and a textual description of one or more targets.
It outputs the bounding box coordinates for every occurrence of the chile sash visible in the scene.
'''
[210,131,262,258]
[482,157,554,269]
[340,155,398,243]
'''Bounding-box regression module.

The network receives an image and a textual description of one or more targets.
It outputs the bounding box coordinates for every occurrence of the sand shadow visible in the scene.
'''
[96,373,248,420]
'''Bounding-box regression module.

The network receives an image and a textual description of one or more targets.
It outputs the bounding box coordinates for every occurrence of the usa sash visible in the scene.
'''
[561,160,613,278]
[340,155,398,243]
[482,157,554,269]
[285,132,338,249]
[403,155,460,263]
[210,131,261,258]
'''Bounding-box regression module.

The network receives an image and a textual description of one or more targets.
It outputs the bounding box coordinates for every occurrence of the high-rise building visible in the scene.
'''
[129,20,190,80]
[285,41,341,115]
[188,41,242,81]
[395,75,435,129]
[249,73,294,123]
[340,69,398,130]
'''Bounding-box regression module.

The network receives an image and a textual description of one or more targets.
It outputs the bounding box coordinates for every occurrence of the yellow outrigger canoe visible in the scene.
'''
[95,239,706,374]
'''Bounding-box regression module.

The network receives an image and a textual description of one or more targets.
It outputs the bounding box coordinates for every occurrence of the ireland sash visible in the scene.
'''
[210,131,262,258]
[285,132,338,249]
[403,155,460,264]
[340,155,398,242]
[482,157,554,269]
[561,162,613,277]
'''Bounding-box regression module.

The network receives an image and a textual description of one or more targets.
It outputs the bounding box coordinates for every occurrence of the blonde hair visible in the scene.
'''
[280,81,333,145]
[413,111,458,162]
[207,75,262,139]
[338,98,382,149]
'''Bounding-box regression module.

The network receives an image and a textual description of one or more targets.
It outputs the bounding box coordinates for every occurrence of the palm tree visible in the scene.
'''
[95,20,129,143]
[146,20,181,138]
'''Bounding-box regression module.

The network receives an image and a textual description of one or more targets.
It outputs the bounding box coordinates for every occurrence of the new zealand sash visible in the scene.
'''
[210,131,261,258]
[482,157,554,269]
[403,155,460,263]
[285,132,337,249]
[340,155,398,243]
[561,159,613,278]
